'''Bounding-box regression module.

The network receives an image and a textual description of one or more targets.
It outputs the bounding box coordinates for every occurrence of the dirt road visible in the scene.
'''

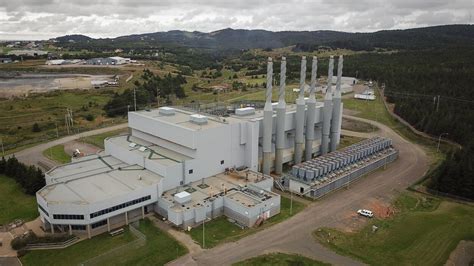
[168,114,429,265]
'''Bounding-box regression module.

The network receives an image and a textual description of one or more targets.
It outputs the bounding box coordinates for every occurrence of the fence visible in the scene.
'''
[25,236,80,250]
[79,223,146,266]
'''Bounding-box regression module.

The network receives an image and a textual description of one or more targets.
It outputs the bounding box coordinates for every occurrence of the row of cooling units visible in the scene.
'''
[291,137,393,181]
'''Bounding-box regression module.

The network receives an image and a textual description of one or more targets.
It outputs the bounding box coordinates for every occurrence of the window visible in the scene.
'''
[91,219,107,229]
[71,225,86,230]
[53,214,84,220]
[90,195,151,219]
[220,160,224,165]
[188,169,193,174]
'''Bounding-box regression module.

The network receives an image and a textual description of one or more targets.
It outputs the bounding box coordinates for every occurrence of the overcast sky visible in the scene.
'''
[0,0,472,40]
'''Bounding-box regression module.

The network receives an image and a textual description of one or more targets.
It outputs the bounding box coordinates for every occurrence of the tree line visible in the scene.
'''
[0,156,45,195]
[104,69,187,117]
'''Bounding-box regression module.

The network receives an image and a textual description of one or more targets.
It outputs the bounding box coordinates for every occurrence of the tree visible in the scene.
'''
[32,123,41,132]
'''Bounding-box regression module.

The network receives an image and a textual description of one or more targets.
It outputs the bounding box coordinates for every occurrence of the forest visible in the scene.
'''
[104,69,187,117]
[341,49,474,199]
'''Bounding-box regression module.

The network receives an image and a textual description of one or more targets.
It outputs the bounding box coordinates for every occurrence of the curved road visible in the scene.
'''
[168,114,429,265]
[14,124,128,169]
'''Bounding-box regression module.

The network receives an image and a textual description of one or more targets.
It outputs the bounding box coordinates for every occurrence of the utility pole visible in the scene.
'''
[290,190,293,215]
[436,95,440,112]
[0,137,4,156]
[65,108,73,134]
[133,88,137,111]
[55,122,59,138]
[437,133,448,152]
[65,114,70,135]
[202,218,206,248]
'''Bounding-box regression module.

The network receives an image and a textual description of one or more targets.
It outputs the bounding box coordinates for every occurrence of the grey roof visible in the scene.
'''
[39,155,162,205]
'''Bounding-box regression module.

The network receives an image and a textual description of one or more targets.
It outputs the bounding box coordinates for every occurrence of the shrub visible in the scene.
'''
[32,123,41,132]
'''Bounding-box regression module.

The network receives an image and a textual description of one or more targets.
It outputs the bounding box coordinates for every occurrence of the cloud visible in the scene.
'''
[0,0,472,40]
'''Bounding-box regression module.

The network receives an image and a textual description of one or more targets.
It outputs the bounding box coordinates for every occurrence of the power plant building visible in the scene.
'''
[35,56,345,238]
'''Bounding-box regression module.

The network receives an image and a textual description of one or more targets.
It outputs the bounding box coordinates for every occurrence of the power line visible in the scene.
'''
[384,91,474,104]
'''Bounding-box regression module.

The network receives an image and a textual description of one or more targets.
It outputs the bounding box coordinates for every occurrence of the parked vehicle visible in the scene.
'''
[357,209,374,218]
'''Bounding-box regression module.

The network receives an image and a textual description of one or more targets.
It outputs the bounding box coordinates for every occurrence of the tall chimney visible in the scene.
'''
[321,56,334,155]
[274,57,287,175]
[262,57,273,175]
[330,55,343,152]
[305,56,318,161]
[294,56,306,164]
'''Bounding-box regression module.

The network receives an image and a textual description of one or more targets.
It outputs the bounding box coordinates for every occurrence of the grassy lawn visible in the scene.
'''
[21,219,187,266]
[341,117,377,133]
[188,195,306,248]
[0,175,38,224]
[21,227,135,266]
[233,253,331,266]
[98,219,188,266]
[80,129,127,149]
[338,135,366,149]
[1,90,124,153]
[313,192,474,266]
[42,144,71,164]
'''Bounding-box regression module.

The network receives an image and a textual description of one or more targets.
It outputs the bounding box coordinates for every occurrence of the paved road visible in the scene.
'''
[168,114,429,265]
[14,123,127,170]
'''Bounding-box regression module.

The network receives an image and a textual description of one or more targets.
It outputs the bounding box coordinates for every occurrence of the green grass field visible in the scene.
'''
[0,90,125,153]
[188,196,306,248]
[80,129,127,149]
[338,135,366,149]
[21,227,135,266]
[233,253,331,266]
[42,144,71,164]
[21,219,187,266]
[0,175,38,224]
[313,192,474,266]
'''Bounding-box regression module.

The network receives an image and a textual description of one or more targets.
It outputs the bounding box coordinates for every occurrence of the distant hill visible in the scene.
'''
[53,34,92,43]
[54,24,474,51]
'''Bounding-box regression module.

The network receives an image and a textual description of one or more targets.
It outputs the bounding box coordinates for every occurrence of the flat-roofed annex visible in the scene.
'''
[38,155,163,205]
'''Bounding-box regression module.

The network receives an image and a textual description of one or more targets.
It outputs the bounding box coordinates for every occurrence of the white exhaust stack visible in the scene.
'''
[305,56,318,161]
[262,57,274,175]
[275,57,287,175]
[321,56,334,155]
[330,55,343,152]
[294,56,307,164]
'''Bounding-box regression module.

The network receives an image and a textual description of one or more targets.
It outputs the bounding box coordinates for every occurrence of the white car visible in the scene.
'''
[357,209,374,218]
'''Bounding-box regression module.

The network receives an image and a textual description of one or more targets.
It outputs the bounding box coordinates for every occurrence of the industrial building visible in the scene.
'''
[35,55,346,238]
[85,56,131,65]
[288,137,398,198]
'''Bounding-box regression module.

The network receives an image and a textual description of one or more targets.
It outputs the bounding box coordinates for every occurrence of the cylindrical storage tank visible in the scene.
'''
[314,168,320,177]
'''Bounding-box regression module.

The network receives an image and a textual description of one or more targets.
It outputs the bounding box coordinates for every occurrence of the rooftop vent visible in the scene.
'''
[235,107,255,116]
[138,146,148,152]
[129,142,137,148]
[159,107,175,116]
[190,114,208,125]
[174,191,191,204]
